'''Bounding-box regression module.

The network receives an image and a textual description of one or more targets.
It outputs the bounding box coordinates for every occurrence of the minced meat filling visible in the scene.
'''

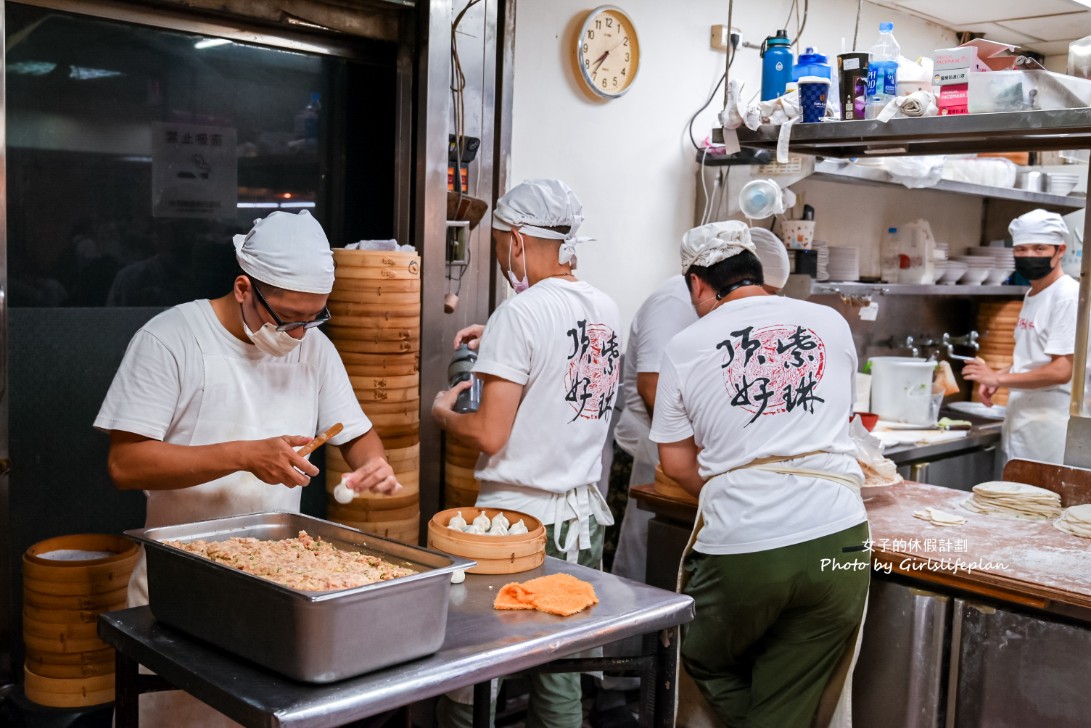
[166,530,414,591]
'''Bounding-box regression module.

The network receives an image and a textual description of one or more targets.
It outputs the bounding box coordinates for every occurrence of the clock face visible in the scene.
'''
[576,6,640,99]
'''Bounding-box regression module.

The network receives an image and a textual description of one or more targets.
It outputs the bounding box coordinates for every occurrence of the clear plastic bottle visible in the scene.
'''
[866,22,899,119]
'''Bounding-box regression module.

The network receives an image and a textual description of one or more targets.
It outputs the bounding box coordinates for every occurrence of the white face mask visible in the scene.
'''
[243,317,303,357]
[507,231,530,294]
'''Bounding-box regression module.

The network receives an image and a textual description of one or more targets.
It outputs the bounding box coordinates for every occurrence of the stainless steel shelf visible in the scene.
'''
[813,282,1028,297]
[735,109,1091,158]
[810,160,1085,210]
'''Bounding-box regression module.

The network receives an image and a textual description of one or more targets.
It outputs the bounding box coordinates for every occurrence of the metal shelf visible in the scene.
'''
[810,160,1085,210]
[813,282,1028,297]
[735,109,1091,158]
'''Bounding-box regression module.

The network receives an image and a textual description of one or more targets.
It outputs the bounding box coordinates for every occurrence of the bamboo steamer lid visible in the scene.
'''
[24,535,138,592]
[333,248,419,266]
[428,508,545,574]
[331,276,421,292]
[23,665,113,708]
[332,338,420,355]
[335,515,420,543]
[444,485,479,508]
[654,465,697,504]
[328,325,421,343]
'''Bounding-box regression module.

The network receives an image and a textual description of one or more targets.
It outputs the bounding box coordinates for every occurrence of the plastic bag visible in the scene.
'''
[849,416,899,481]
[882,155,945,188]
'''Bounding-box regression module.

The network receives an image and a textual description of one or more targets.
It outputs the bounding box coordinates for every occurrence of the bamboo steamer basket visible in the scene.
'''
[24,632,111,655]
[338,351,419,368]
[327,302,420,320]
[25,645,114,668]
[349,373,419,390]
[372,424,421,441]
[24,654,115,679]
[23,587,128,611]
[325,443,420,468]
[444,484,479,508]
[353,385,419,403]
[324,488,420,511]
[23,665,113,708]
[325,467,420,491]
[444,463,478,484]
[333,249,419,268]
[360,398,421,415]
[23,603,118,625]
[22,614,101,641]
[336,515,420,543]
[428,508,545,574]
[654,465,697,504]
[332,338,420,355]
[328,325,421,343]
[386,443,421,462]
[329,499,420,523]
[328,294,420,311]
[344,363,420,379]
[24,534,138,595]
[333,265,420,281]
[367,411,421,428]
[329,276,421,293]
[444,470,478,492]
[376,432,421,449]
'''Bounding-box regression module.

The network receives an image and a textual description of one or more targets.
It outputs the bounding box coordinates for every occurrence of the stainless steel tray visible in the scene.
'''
[125,511,475,683]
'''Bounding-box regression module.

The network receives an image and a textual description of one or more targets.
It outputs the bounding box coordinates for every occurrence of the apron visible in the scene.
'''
[1002,388,1070,465]
[675,453,869,728]
[127,303,318,728]
[611,436,658,583]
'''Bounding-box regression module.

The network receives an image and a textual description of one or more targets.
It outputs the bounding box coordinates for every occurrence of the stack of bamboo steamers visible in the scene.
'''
[974,300,1020,407]
[324,249,421,543]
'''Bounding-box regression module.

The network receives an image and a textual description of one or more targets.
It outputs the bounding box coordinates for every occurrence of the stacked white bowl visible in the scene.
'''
[1048,172,1080,196]
[951,253,995,285]
[936,260,968,284]
[826,246,860,281]
[976,246,1016,285]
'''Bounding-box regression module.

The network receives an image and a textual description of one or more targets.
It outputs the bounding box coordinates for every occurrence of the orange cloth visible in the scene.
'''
[493,573,599,617]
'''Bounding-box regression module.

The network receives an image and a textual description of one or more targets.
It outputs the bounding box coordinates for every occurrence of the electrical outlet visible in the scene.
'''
[710,24,729,52]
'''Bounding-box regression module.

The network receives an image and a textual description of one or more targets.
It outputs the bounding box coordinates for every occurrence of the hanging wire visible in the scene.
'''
[723,0,734,109]
[852,0,863,51]
[447,0,482,292]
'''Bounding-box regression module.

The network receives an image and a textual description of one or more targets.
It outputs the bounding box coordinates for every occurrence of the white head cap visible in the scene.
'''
[492,178,592,264]
[749,228,790,289]
[1009,209,1068,247]
[680,221,756,273]
[233,211,335,294]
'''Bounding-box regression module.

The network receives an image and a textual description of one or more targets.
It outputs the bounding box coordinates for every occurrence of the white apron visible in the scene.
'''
[1002,388,1070,465]
[126,304,318,728]
[675,454,869,728]
[611,436,658,584]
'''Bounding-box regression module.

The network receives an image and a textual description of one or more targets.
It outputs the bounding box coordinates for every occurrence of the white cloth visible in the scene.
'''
[492,178,591,265]
[749,228,791,289]
[1002,274,1079,463]
[1010,209,1068,246]
[233,210,334,293]
[472,279,621,560]
[680,221,755,272]
[95,300,369,728]
[650,296,865,554]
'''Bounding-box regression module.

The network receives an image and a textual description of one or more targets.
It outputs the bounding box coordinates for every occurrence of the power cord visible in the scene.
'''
[688,31,740,151]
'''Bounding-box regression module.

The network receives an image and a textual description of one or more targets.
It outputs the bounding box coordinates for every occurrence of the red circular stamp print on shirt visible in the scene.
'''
[716,324,827,425]
[564,320,621,422]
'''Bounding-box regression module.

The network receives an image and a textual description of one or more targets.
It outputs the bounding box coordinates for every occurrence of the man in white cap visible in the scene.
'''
[432,179,621,728]
[96,210,399,727]
[963,208,1078,464]
[650,221,868,728]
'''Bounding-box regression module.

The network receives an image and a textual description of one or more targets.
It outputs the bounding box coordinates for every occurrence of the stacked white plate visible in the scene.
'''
[1048,172,1080,196]
[962,480,1062,520]
[826,246,859,281]
[813,241,830,281]
[934,242,950,261]
[1054,504,1091,539]
[951,254,995,285]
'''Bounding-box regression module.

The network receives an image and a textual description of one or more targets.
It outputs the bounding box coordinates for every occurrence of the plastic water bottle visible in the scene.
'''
[793,47,831,81]
[866,22,899,119]
[761,30,794,101]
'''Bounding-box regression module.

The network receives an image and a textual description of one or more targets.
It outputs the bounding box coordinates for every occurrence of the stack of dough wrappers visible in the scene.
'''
[962,481,1062,520]
[1054,504,1091,539]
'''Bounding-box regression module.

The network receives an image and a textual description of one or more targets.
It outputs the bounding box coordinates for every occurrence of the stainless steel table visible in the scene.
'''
[99,557,694,728]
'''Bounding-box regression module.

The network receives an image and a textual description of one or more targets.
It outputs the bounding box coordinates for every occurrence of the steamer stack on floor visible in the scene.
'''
[444,434,481,508]
[325,248,421,543]
[22,534,138,708]
[974,300,1020,407]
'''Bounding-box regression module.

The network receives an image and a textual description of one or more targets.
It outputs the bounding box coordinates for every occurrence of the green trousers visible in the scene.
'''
[681,521,870,728]
[437,517,604,728]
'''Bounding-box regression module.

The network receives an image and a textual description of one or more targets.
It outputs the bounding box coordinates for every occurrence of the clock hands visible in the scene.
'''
[590,36,628,78]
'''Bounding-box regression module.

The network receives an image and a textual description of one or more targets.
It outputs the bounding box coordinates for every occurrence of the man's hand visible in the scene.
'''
[343,457,402,495]
[245,435,319,487]
[961,357,1001,388]
[453,324,485,351]
[432,380,473,430]
[977,382,998,407]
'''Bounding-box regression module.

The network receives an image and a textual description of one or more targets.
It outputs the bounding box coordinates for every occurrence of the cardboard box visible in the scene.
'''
[938,84,968,115]
[933,68,970,86]
[933,46,977,70]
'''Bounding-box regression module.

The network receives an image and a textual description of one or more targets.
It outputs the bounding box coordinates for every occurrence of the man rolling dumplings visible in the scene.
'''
[95,211,400,727]
[432,178,621,728]
[650,221,868,728]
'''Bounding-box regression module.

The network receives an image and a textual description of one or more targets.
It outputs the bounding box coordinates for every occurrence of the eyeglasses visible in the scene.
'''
[248,277,331,332]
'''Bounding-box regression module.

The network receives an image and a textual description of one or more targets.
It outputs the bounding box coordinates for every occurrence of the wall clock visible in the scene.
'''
[575,6,640,99]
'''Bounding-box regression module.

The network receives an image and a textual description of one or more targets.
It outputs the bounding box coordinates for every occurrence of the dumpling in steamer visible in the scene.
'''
[509,519,529,535]
[491,512,511,531]
[487,522,510,536]
[471,511,492,531]
[464,522,488,535]
[448,511,468,531]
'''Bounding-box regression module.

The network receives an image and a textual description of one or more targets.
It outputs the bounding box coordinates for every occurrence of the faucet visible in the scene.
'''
[942,331,980,362]
[879,335,920,357]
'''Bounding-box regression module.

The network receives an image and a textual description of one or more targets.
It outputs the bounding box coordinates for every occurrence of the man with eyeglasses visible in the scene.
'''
[95,210,399,727]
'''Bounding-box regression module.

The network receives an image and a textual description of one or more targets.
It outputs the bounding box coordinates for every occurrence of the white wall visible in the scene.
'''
[509,0,964,341]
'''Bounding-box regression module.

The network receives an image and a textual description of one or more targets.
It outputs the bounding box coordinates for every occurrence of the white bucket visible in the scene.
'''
[869,357,937,426]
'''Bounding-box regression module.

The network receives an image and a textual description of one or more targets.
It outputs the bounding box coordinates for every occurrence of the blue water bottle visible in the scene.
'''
[793,47,831,81]
[761,30,794,101]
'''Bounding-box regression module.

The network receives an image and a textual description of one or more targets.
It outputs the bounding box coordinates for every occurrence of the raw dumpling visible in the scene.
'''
[509,519,529,535]
[463,522,487,534]
[448,511,468,531]
[333,477,355,504]
[471,511,491,531]
[487,522,510,536]
[491,512,511,531]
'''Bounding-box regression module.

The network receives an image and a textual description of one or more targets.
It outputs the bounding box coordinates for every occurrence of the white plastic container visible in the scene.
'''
[881,219,936,284]
[869,357,937,426]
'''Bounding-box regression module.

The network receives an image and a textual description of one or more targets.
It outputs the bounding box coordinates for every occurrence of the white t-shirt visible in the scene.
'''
[613,275,697,456]
[650,295,866,555]
[95,300,371,447]
[1013,274,1079,395]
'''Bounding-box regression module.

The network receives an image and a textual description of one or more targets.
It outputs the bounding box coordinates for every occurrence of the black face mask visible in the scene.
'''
[1014,256,1056,281]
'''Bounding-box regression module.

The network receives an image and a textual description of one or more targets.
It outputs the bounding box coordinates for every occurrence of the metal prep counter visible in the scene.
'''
[881,410,1003,489]
[98,557,694,728]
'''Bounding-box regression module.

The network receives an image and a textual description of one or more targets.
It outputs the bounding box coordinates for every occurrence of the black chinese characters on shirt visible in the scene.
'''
[717,324,826,426]
[564,319,621,422]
